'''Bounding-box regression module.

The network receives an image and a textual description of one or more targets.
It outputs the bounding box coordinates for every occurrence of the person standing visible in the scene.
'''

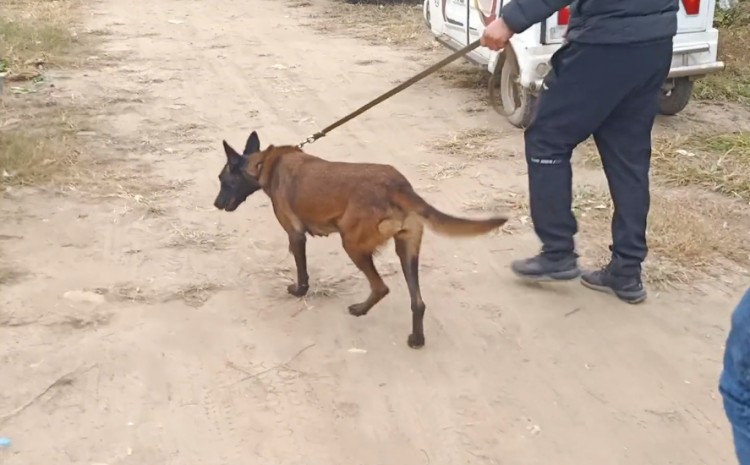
[481,0,677,304]
[721,287,750,464]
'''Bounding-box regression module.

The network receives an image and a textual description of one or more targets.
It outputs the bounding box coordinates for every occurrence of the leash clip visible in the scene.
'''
[297,132,324,149]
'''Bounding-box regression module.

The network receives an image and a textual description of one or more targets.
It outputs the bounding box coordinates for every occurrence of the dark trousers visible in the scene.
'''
[525,39,673,276]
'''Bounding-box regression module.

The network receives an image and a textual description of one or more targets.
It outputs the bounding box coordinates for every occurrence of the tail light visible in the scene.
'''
[557,6,570,25]
[682,0,700,15]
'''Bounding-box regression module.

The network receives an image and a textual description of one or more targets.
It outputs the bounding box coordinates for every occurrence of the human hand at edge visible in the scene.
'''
[480,17,515,51]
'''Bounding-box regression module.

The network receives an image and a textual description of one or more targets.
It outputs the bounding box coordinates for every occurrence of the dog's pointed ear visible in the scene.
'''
[223,140,241,162]
[243,131,260,155]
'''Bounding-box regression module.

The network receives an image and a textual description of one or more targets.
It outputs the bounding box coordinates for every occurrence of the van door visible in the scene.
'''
[441,0,470,45]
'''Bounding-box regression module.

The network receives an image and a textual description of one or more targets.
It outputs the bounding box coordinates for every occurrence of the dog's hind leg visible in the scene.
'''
[287,231,310,297]
[342,239,390,317]
[395,224,426,349]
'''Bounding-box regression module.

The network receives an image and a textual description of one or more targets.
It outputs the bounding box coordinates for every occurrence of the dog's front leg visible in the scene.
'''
[287,231,309,297]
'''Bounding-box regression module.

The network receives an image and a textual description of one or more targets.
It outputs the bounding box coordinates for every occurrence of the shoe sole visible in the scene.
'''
[512,268,581,283]
[580,279,647,304]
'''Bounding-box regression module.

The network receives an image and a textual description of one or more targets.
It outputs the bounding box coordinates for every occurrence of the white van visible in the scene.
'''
[423,0,726,128]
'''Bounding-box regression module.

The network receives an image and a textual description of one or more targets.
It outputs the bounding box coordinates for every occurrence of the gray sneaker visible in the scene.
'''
[580,267,647,304]
[511,254,581,282]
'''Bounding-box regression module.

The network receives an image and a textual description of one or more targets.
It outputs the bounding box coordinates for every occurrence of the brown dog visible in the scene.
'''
[214,131,507,348]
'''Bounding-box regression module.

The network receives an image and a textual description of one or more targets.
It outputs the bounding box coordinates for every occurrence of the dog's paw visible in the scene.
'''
[287,283,309,297]
[407,333,425,349]
[348,303,369,317]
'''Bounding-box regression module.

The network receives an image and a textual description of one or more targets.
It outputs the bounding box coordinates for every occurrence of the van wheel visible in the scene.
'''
[659,78,694,116]
[488,46,536,129]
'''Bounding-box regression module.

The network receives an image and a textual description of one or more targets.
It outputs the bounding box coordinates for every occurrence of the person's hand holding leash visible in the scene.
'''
[480,17,514,51]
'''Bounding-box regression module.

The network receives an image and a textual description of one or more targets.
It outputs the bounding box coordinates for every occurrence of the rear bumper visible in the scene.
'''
[525,38,725,90]
[668,41,725,79]
[668,61,725,79]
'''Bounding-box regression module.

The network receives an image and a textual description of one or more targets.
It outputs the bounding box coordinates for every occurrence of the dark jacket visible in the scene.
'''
[501,0,679,44]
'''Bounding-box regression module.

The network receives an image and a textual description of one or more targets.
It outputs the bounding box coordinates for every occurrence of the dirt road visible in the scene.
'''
[0,0,740,463]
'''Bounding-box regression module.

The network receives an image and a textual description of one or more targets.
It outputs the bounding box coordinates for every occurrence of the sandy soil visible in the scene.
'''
[0,0,743,463]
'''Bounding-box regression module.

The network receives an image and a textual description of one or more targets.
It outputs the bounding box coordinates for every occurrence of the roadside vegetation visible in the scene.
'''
[695,0,750,103]
[0,0,88,188]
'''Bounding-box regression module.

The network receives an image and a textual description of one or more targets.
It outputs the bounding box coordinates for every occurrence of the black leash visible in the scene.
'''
[298,39,482,148]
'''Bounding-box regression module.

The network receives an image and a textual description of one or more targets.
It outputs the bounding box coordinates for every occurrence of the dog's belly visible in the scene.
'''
[305,223,339,237]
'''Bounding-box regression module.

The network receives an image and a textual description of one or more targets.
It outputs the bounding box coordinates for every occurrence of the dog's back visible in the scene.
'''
[266,148,504,243]
[278,151,411,201]
[266,150,410,234]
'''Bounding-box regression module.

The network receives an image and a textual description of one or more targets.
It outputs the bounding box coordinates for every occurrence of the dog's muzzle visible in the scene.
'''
[214,192,232,210]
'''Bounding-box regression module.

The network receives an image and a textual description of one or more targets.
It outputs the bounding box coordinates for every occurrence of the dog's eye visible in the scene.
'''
[256,162,263,171]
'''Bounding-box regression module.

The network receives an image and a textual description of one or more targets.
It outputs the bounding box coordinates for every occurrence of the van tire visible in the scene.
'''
[489,46,536,129]
[659,78,693,116]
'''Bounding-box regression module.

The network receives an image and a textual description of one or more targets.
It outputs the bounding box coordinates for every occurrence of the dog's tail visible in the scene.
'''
[392,189,508,237]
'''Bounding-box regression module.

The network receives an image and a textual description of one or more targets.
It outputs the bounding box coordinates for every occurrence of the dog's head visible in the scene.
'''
[214,131,263,212]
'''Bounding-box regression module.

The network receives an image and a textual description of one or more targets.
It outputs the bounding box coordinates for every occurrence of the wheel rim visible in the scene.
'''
[500,51,524,114]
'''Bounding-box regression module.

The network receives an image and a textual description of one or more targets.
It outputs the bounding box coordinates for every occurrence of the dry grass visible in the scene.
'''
[463,191,527,214]
[418,161,469,180]
[266,263,362,298]
[432,128,505,161]
[165,225,230,251]
[2,94,188,211]
[0,0,91,190]
[90,176,193,219]
[110,190,166,217]
[316,0,431,48]
[0,102,89,187]
[0,128,79,187]
[652,132,750,199]
[435,62,489,90]
[572,186,750,287]
[462,190,529,235]
[308,275,359,298]
[694,1,750,104]
[475,183,750,286]
[0,0,84,80]
[168,283,225,308]
[108,281,225,308]
[579,131,750,200]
